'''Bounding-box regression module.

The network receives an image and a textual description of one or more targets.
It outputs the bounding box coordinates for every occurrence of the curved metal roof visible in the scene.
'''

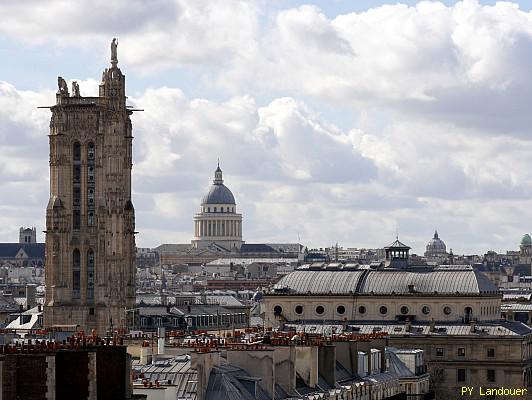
[272,268,497,295]
[360,269,496,294]
[201,183,236,205]
[273,270,365,294]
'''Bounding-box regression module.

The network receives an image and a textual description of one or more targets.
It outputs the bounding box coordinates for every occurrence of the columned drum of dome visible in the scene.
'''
[191,164,244,250]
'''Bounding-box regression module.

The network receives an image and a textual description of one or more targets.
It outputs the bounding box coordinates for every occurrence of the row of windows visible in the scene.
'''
[203,206,234,213]
[274,304,475,317]
[436,347,495,358]
[457,368,496,383]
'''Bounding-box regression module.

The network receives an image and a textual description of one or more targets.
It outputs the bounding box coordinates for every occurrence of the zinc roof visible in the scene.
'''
[360,269,497,295]
[273,270,365,295]
[272,267,497,295]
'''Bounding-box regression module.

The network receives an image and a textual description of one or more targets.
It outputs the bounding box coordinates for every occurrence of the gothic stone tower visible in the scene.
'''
[44,39,136,334]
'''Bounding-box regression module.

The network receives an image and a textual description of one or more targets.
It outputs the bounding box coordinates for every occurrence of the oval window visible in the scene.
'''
[359,306,366,314]
[379,306,388,315]
[337,305,346,315]
[443,306,452,315]
[316,305,325,315]
[295,305,304,315]
[273,305,282,315]
[400,306,409,315]
[422,306,430,315]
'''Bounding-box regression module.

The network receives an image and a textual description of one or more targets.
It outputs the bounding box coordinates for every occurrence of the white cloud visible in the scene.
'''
[0,0,259,71]
[2,1,532,254]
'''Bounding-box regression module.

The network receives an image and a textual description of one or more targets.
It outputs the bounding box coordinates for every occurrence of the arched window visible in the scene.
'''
[464,306,473,323]
[87,249,94,300]
[72,249,80,298]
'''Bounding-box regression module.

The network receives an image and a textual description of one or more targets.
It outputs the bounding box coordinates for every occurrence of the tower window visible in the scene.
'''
[73,210,81,230]
[73,142,81,161]
[87,249,94,300]
[72,249,80,299]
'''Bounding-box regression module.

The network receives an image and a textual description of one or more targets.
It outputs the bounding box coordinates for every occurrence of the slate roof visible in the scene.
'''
[240,244,276,253]
[386,351,414,378]
[501,303,532,311]
[347,321,532,337]
[0,295,20,313]
[206,364,271,400]
[0,243,45,259]
[133,356,198,399]
[385,239,410,249]
[202,184,236,205]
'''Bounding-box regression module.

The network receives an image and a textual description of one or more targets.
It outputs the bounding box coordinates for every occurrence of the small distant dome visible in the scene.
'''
[252,291,263,302]
[521,234,532,246]
[425,230,447,257]
[201,164,236,205]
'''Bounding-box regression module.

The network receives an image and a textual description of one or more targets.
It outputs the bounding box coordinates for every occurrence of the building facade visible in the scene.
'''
[44,39,136,334]
[264,250,532,399]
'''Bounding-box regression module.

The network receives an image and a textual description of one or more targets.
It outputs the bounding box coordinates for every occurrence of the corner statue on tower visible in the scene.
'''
[111,38,118,65]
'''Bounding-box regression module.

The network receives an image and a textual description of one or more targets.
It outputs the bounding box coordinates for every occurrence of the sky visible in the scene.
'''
[1,0,532,255]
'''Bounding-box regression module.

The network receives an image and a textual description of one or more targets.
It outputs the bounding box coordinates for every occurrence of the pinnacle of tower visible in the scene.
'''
[434,229,439,239]
[111,38,118,67]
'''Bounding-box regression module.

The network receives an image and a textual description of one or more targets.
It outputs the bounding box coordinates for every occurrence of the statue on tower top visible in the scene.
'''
[111,38,118,66]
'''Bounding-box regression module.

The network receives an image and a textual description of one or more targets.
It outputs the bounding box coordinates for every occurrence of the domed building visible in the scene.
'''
[424,230,447,262]
[191,164,243,250]
[519,233,532,265]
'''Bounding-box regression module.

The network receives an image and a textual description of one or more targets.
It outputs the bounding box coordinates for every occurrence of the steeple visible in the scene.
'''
[434,229,439,239]
[214,161,223,184]
[99,38,125,105]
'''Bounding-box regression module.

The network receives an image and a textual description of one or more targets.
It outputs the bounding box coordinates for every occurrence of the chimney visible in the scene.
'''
[227,348,275,399]
[157,327,165,356]
[405,318,412,333]
[140,342,152,365]
[469,319,477,333]
[192,351,221,400]
[318,344,336,387]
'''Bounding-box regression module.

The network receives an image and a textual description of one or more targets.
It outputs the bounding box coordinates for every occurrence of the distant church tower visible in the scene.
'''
[44,39,136,334]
